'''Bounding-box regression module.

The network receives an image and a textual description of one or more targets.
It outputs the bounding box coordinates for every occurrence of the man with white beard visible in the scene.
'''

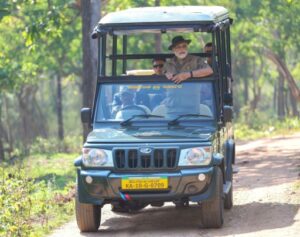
[162,36,213,118]
[164,36,213,84]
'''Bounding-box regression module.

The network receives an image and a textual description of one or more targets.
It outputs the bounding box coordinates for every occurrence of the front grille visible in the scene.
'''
[114,148,178,170]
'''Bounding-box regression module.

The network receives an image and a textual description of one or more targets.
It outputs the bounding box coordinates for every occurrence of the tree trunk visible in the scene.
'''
[4,95,13,154]
[250,58,262,111]
[277,74,285,119]
[285,88,290,116]
[0,138,4,162]
[0,107,5,161]
[243,77,249,105]
[56,73,64,140]
[18,85,48,153]
[289,88,299,117]
[264,49,300,102]
[81,0,101,139]
[273,84,277,112]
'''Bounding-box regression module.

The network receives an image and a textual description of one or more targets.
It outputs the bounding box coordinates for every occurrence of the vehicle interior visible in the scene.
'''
[91,6,233,124]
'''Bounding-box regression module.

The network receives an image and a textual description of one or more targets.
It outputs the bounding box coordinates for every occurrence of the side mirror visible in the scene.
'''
[224,93,233,105]
[223,105,233,123]
[81,108,91,124]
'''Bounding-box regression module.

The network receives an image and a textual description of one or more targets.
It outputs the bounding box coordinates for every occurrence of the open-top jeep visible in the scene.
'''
[75,6,235,231]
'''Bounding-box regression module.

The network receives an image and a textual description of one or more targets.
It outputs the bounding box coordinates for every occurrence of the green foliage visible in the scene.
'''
[0,168,34,236]
[0,0,82,162]
[30,136,82,155]
[235,116,300,141]
[0,153,76,237]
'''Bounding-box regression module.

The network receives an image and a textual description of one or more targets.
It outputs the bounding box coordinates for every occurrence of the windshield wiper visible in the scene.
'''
[168,113,211,126]
[120,114,164,126]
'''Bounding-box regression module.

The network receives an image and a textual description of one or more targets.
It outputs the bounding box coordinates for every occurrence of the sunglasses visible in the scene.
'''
[153,64,164,68]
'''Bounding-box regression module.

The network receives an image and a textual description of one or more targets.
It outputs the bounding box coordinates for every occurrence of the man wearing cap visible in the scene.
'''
[161,36,213,118]
[164,36,213,84]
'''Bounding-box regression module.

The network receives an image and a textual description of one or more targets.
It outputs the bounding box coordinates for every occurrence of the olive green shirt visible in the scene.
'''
[162,55,210,118]
[163,54,209,74]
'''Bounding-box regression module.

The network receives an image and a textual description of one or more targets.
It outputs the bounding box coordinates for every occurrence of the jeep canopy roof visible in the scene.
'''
[96,6,229,35]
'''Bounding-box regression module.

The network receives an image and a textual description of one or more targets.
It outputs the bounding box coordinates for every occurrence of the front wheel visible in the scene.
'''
[201,167,224,228]
[75,193,101,232]
[224,166,233,209]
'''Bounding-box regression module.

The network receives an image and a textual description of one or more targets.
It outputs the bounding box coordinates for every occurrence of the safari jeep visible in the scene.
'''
[75,6,235,232]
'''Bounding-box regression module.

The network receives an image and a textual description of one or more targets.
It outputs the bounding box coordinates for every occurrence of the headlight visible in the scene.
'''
[178,147,212,166]
[82,148,113,167]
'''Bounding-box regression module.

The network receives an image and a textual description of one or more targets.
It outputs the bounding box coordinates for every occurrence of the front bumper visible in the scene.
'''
[77,167,218,206]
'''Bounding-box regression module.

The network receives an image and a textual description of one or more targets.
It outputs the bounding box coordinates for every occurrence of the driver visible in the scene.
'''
[113,86,148,120]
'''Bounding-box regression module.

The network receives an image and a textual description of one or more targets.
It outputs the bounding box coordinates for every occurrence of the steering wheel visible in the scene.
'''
[120,105,147,114]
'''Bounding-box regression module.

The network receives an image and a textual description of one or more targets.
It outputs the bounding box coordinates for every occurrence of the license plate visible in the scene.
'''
[121,176,168,190]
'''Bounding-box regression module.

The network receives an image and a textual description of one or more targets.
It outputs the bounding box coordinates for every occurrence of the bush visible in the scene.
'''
[0,164,75,237]
[30,136,82,155]
[0,168,35,236]
[235,116,300,141]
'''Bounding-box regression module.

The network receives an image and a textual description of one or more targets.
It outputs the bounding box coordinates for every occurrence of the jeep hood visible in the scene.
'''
[86,126,215,143]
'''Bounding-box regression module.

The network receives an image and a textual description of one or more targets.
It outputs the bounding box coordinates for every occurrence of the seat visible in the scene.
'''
[152,104,212,117]
[199,104,213,117]
[152,104,167,116]
[138,105,151,114]
[115,105,151,120]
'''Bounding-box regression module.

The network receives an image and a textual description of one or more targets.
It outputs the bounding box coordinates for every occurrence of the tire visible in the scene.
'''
[201,167,224,228]
[75,193,101,232]
[224,166,233,209]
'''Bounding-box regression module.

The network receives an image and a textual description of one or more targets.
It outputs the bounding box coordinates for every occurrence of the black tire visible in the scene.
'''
[75,194,101,232]
[224,166,233,209]
[201,167,224,228]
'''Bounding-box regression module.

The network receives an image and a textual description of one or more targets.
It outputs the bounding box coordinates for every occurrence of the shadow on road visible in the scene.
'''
[77,202,299,236]
[234,141,300,190]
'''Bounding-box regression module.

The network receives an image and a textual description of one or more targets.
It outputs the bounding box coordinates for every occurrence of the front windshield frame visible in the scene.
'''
[93,77,217,125]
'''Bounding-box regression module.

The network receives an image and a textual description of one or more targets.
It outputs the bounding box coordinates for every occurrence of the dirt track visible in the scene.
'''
[49,133,300,237]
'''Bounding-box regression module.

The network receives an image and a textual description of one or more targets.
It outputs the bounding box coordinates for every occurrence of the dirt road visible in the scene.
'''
[50,133,300,237]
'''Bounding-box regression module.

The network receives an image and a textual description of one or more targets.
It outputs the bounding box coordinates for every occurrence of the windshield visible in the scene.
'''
[95,81,215,122]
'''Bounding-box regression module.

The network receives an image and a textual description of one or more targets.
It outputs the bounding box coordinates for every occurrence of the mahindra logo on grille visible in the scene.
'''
[140,147,152,154]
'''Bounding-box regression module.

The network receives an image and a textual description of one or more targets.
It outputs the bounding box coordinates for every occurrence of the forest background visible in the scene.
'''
[1,0,300,160]
[0,0,300,236]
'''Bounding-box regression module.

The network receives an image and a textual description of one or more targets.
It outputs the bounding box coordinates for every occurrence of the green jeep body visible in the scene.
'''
[75,6,235,232]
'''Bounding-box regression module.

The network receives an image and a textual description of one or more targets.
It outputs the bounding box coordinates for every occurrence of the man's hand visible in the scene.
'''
[171,72,190,84]
[165,72,173,80]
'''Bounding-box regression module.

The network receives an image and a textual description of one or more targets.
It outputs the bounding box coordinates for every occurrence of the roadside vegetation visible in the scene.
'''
[235,116,300,141]
[0,139,79,237]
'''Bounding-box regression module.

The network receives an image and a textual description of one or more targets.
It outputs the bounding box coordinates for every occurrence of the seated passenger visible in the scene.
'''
[135,58,166,110]
[152,57,165,75]
[204,42,212,67]
[204,41,233,94]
